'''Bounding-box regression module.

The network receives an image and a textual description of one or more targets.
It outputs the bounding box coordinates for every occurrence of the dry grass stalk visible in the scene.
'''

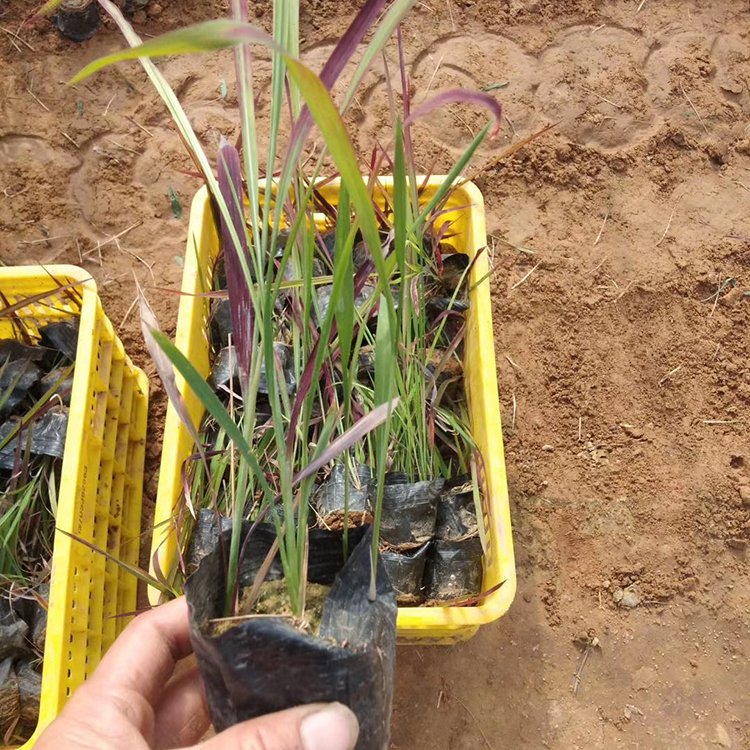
[511,261,541,290]
[659,365,682,385]
[679,81,709,135]
[593,212,609,246]
[656,206,677,246]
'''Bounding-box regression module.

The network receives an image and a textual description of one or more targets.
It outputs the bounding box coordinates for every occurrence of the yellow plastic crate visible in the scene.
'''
[150,179,515,643]
[0,265,148,747]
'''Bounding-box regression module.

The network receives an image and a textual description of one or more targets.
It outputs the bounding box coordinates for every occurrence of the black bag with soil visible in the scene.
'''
[379,473,443,548]
[435,476,479,541]
[185,523,397,750]
[424,537,483,601]
[380,542,430,604]
[0,408,69,471]
[39,322,79,367]
[0,604,28,662]
[209,343,296,400]
[54,0,99,42]
[314,462,372,528]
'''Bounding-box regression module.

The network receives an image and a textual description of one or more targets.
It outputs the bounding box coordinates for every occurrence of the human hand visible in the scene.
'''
[35,596,359,750]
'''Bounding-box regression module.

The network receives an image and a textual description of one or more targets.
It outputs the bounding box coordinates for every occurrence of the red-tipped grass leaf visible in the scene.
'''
[217,139,254,387]
[404,88,503,136]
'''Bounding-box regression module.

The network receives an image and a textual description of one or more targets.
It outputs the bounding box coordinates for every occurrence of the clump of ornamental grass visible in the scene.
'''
[71,0,503,619]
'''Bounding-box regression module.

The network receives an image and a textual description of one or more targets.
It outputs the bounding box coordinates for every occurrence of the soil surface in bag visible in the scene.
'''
[380,473,444,548]
[438,253,470,293]
[0,657,20,738]
[424,537,483,601]
[380,542,430,604]
[185,524,397,750]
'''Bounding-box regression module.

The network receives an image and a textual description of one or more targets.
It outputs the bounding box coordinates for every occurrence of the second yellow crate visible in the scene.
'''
[0,265,148,747]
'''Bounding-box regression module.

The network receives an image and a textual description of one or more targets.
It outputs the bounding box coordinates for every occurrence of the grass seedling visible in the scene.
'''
[74,0,503,622]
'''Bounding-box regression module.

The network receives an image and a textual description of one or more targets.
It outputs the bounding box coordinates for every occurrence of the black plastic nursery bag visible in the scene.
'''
[380,473,444,548]
[314,462,372,526]
[435,476,479,541]
[424,537,483,601]
[380,542,430,603]
[185,524,397,750]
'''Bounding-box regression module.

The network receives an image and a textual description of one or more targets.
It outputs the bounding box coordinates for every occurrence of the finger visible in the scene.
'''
[35,600,195,749]
[153,662,210,749]
[35,698,150,750]
[78,597,193,708]
[187,702,359,750]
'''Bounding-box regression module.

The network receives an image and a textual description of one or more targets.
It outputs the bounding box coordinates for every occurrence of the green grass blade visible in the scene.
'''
[413,123,491,230]
[284,58,394,319]
[340,0,416,113]
[36,0,64,15]
[70,20,273,84]
[370,293,396,594]
[151,330,280,614]
[56,528,177,597]
[393,120,408,280]
[333,186,354,368]
[149,331,273,503]
[229,0,262,255]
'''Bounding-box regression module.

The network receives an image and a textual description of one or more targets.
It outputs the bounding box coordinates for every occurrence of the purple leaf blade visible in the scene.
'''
[405,88,504,136]
[293,397,400,486]
[289,0,389,156]
[217,139,254,387]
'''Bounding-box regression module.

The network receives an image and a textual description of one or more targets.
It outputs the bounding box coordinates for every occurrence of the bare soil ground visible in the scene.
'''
[2,0,749,748]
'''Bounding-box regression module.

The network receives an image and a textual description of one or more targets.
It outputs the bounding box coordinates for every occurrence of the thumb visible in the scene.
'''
[188,702,359,750]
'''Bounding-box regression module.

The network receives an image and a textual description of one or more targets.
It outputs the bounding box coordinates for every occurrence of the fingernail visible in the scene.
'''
[301,702,360,750]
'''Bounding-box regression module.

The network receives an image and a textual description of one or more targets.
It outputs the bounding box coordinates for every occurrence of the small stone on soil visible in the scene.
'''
[542,444,554,452]
[620,423,644,439]
[613,585,640,608]
[715,723,732,747]
[738,486,750,507]
[633,665,657,691]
